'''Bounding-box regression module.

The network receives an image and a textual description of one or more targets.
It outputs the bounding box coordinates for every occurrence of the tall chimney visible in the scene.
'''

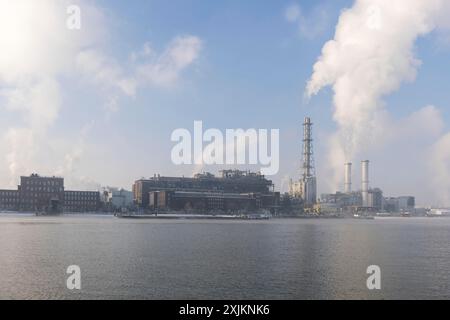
[302,117,313,179]
[361,160,369,207]
[344,162,352,193]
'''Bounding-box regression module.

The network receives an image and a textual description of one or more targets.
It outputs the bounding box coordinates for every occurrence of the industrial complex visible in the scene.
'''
[0,116,432,217]
[318,160,416,216]
[132,170,279,214]
[288,117,417,216]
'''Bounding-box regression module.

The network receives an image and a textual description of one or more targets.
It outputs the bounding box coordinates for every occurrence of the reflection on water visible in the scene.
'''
[0,215,449,299]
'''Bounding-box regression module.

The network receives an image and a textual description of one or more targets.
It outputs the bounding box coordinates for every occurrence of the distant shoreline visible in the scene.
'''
[1,212,449,220]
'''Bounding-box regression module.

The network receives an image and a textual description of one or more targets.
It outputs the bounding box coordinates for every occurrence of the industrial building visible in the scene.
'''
[63,191,100,213]
[18,174,65,212]
[289,117,317,206]
[318,161,415,214]
[0,174,100,213]
[320,191,362,211]
[384,196,415,213]
[149,190,277,212]
[133,170,279,213]
[0,190,19,211]
[319,161,383,213]
[102,187,134,210]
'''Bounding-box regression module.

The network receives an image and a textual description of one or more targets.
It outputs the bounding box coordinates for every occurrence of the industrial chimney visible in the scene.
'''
[361,160,369,207]
[344,162,352,193]
[301,117,317,206]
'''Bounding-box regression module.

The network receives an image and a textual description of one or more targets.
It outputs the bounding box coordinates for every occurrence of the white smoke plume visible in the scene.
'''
[306,0,450,192]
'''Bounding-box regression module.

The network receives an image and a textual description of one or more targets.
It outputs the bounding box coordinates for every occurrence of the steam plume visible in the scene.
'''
[306,0,450,190]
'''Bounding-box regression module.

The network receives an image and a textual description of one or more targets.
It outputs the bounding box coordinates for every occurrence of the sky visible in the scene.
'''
[0,0,450,206]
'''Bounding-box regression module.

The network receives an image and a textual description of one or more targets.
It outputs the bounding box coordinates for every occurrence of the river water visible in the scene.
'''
[0,215,448,299]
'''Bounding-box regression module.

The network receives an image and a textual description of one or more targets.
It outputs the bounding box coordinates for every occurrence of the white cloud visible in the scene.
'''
[1,78,61,130]
[0,0,202,188]
[285,3,331,39]
[76,35,202,101]
[136,36,202,87]
[0,0,102,185]
[285,4,301,23]
[76,49,138,97]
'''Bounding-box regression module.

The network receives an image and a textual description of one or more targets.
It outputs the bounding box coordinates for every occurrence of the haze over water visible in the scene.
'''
[0,215,449,300]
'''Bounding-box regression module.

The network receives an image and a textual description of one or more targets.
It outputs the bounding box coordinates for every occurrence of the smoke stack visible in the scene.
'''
[302,117,313,178]
[344,162,352,193]
[361,160,369,207]
[301,117,317,206]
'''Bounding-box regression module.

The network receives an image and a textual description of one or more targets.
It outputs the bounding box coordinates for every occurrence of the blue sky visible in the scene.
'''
[1,0,450,205]
[54,0,355,188]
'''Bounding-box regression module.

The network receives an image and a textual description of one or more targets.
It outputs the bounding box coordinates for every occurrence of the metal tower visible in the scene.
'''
[302,117,315,179]
[301,117,317,205]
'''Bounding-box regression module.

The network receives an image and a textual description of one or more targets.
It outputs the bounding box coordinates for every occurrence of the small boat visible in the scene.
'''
[401,212,411,217]
[245,213,271,220]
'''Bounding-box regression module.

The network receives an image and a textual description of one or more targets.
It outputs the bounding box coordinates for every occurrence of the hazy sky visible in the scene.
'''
[1,0,450,206]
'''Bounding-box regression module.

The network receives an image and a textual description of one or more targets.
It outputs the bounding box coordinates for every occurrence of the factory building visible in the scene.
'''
[0,190,19,211]
[320,191,362,209]
[367,188,384,211]
[64,191,100,212]
[133,170,278,213]
[384,196,415,213]
[149,191,277,212]
[0,174,100,213]
[397,196,415,211]
[102,187,134,210]
[318,161,414,214]
[19,174,65,212]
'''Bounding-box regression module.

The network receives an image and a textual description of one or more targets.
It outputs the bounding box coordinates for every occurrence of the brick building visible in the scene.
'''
[19,174,64,212]
[0,190,19,211]
[64,191,100,212]
[0,174,100,213]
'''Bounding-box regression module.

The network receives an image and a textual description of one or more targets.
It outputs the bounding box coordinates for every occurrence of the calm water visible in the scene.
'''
[0,215,449,300]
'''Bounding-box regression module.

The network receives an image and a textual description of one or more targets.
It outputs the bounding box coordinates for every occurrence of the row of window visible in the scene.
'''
[64,207,98,211]
[65,201,98,205]
[0,199,18,203]
[66,192,98,197]
[64,196,98,200]
[21,200,39,204]
[21,194,54,198]
[23,180,62,187]
[0,191,17,196]
[22,187,63,192]
[1,199,98,204]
